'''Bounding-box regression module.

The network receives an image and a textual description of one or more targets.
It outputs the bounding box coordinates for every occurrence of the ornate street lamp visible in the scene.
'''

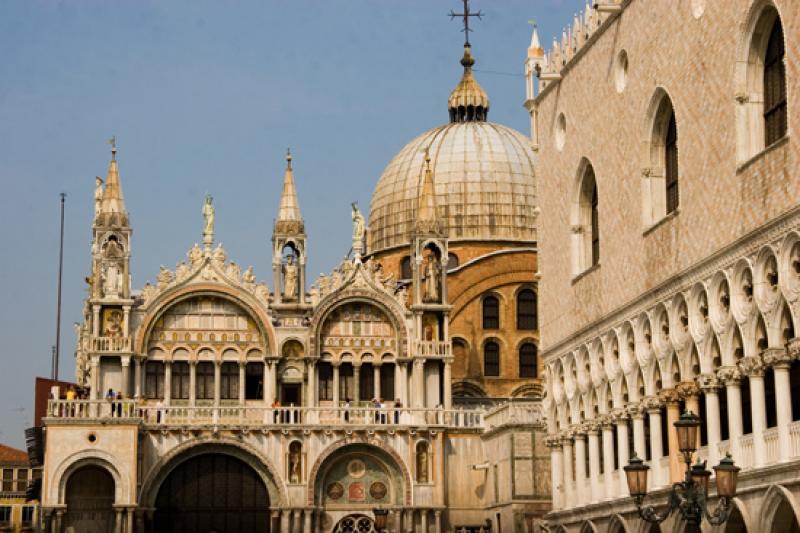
[624,411,741,527]
[373,508,389,532]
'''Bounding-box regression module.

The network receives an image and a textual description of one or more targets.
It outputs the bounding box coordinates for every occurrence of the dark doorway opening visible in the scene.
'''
[154,453,270,533]
[282,383,301,406]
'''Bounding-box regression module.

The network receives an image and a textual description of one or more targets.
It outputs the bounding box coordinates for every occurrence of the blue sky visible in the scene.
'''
[0,0,584,447]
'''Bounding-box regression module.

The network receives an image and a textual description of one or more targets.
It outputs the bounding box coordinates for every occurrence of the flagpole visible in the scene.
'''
[54,192,66,380]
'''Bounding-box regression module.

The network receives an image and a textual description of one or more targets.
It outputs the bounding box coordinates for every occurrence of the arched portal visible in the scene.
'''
[725,503,748,532]
[153,454,270,533]
[772,498,800,532]
[63,465,115,533]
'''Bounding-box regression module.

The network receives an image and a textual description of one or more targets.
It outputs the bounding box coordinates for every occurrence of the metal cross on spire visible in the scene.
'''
[449,0,483,47]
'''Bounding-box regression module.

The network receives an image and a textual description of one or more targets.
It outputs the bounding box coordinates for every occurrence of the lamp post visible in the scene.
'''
[373,508,389,533]
[624,411,740,528]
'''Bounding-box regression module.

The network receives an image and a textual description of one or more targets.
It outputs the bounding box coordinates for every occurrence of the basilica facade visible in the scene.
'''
[526,1,800,532]
[39,35,548,533]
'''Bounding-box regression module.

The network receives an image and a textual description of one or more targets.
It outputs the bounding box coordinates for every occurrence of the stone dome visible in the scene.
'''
[368,121,538,254]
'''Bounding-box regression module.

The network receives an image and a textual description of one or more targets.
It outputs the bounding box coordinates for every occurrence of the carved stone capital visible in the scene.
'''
[763,347,792,368]
[659,388,682,405]
[717,365,742,385]
[546,435,563,449]
[598,414,615,429]
[787,338,800,359]
[627,403,646,419]
[738,355,765,378]
[697,373,720,392]
[643,395,662,412]
[611,408,629,424]
[586,421,601,435]
[676,381,700,400]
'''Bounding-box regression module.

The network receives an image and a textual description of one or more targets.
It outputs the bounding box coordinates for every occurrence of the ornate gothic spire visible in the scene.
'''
[415,150,444,235]
[97,138,128,227]
[274,149,304,235]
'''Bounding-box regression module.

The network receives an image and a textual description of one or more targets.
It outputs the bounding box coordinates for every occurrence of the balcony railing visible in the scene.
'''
[92,336,131,352]
[414,340,452,357]
[45,400,493,430]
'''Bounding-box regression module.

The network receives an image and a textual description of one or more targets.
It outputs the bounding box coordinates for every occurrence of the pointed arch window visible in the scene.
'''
[517,289,538,330]
[764,18,787,146]
[665,111,679,214]
[590,180,599,266]
[519,343,538,378]
[572,160,599,274]
[484,341,500,377]
[482,295,499,329]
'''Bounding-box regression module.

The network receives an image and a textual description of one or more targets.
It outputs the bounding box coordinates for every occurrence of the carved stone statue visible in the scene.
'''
[283,255,298,300]
[188,243,203,267]
[102,262,122,299]
[289,449,301,484]
[422,254,440,302]
[141,282,156,303]
[157,266,173,289]
[243,266,256,287]
[416,444,429,482]
[202,193,215,243]
[94,176,103,217]
[175,261,190,282]
[226,261,241,282]
[212,244,226,266]
[351,202,366,255]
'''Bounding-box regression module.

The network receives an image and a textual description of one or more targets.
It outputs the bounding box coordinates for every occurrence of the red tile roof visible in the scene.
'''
[0,443,28,464]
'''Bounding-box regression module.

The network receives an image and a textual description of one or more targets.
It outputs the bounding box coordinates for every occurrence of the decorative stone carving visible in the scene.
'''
[188,243,203,267]
[282,256,298,300]
[101,262,123,299]
[643,395,662,412]
[738,355,765,377]
[716,365,742,385]
[225,261,241,283]
[202,193,215,246]
[697,373,720,392]
[659,388,682,405]
[351,202,366,256]
[175,261,190,282]
[157,266,174,289]
[762,347,792,368]
[675,381,700,400]
[422,254,441,303]
[212,244,226,267]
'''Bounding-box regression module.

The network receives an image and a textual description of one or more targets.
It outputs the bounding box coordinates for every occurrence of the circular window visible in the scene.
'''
[555,113,566,150]
[87,433,97,444]
[691,0,705,19]
[615,50,628,93]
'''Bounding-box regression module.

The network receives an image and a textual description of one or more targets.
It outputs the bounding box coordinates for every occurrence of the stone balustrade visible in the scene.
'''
[45,400,498,430]
[91,336,131,352]
[414,340,452,357]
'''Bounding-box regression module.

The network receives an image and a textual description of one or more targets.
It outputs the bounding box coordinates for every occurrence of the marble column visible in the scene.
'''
[374,363,382,400]
[661,389,682,483]
[420,509,428,533]
[303,509,312,532]
[92,305,101,337]
[353,364,361,403]
[699,376,721,467]
[561,436,575,506]
[121,356,131,399]
[646,399,664,488]
[631,406,647,460]
[188,361,197,406]
[239,362,246,405]
[213,361,222,407]
[114,508,123,533]
[615,415,630,497]
[164,361,172,404]
[549,438,564,509]
[773,359,793,461]
[720,367,743,461]
[601,419,615,500]
[332,363,340,407]
[587,424,601,502]
[574,430,587,505]
[91,357,100,401]
[413,359,425,408]
[742,356,767,467]
[280,510,290,532]
[434,510,442,533]
[307,360,316,407]
[133,357,142,399]
[126,508,134,533]
[443,360,452,409]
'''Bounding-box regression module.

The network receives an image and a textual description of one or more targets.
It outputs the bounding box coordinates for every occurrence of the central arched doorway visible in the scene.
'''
[154,454,270,533]
[63,465,115,533]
